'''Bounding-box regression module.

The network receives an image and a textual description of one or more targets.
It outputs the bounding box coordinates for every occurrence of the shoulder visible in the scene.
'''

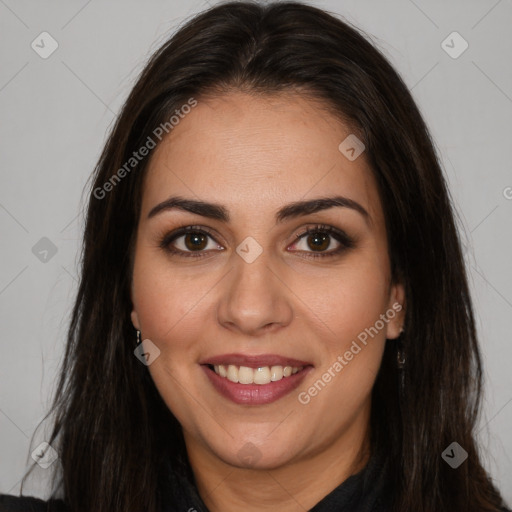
[0,495,69,512]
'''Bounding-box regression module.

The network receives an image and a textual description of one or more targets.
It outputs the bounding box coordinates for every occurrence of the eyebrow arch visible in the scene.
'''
[147,195,370,225]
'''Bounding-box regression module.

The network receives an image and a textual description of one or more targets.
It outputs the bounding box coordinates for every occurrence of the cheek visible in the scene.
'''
[293,254,390,405]
[297,337,384,445]
[297,270,388,421]
[296,256,391,346]
[132,252,216,347]
[132,258,210,429]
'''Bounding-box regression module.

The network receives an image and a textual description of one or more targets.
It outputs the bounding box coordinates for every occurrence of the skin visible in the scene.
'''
[130,91,405,512]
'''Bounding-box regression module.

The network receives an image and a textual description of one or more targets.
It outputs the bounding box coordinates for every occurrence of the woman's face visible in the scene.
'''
[130,91,404,471]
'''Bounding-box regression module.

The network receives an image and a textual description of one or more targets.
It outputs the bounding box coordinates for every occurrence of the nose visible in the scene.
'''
[216,247,294,336]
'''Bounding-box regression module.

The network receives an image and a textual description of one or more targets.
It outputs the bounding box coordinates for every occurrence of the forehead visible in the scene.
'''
[141,91,383,225]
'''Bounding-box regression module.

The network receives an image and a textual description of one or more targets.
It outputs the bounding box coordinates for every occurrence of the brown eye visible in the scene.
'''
[290,224,355,258]
[305,232,331,252]
[159,226,224,258]
[184,232,208,251]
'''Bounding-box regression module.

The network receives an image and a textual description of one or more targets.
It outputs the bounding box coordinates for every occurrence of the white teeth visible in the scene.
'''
[254,366,271,385]
[227,364,239,383]
[213,364,303,384]
[270,365,283,381]
[238,366,254,384]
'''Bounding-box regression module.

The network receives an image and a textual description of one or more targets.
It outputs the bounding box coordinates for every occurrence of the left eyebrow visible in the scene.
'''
[147,195,371,226]
[275,196,370,226]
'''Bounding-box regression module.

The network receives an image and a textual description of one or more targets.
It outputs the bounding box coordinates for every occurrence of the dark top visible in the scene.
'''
[158,445,392,512]
[0,448,390,511]
[1,449,510,512]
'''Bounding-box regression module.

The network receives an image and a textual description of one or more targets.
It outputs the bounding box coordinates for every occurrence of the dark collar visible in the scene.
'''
[310,449,391,512]
[159,448,391,512]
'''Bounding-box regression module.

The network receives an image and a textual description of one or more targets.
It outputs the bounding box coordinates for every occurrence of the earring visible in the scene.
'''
[396,336,405,398]
[136,330,141,345]
[396,325,405,368]
[397,343,405,369]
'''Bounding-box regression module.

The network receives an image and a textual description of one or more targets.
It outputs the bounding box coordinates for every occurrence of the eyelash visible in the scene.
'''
[158,224,355,259]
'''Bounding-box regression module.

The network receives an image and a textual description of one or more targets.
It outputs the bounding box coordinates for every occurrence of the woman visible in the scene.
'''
[1,2,509,511]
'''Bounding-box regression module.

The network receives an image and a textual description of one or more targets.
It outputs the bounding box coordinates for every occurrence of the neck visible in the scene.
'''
[184,407,372,512]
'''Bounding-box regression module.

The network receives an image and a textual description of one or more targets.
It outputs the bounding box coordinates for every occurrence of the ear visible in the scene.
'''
[385,281,405,340]
[131,308,141,331]
[130,276,141,331]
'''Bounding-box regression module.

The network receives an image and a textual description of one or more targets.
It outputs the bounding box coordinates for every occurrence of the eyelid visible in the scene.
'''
[158,225,224,257]
[159,223,355,258]
[293,224,355,247]
[289,224,355,258]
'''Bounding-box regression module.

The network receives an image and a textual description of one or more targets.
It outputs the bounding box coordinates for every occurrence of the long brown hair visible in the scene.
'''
[21,2,508,511]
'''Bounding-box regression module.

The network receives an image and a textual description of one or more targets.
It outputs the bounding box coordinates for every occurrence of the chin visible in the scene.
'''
[208,437,301,471]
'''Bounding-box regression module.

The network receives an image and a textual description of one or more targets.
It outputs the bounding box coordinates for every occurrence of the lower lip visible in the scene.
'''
[202,365,312,405]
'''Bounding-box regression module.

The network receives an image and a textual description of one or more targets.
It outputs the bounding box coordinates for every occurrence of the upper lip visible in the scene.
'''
[200,353,313,369]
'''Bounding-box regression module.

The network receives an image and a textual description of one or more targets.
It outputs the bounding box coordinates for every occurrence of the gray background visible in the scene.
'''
[0,0,511,501]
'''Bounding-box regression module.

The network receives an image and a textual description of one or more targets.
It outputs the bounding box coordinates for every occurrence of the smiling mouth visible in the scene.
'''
[207,364,304,385]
